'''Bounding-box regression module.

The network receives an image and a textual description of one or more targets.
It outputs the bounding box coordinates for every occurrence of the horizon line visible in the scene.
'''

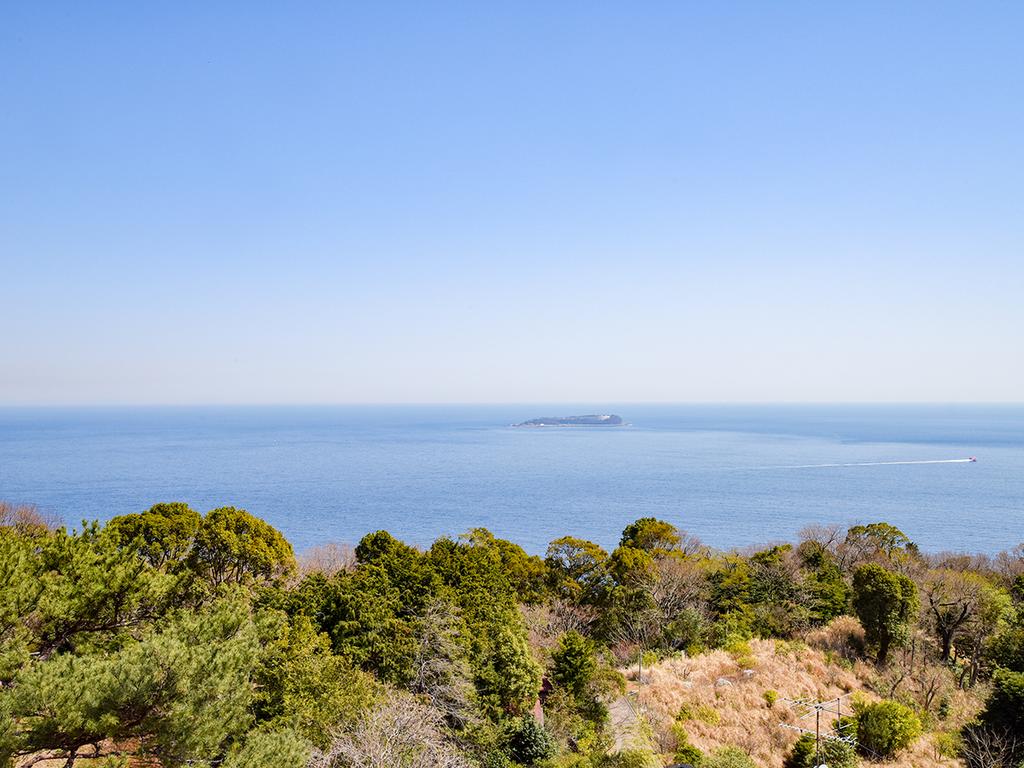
[2,400,1023,409]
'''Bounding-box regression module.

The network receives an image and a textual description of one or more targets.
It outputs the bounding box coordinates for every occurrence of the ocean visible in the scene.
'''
[0,404,1021,555]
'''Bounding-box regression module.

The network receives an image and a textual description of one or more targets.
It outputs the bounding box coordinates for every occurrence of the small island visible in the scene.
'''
[513,414,625,427]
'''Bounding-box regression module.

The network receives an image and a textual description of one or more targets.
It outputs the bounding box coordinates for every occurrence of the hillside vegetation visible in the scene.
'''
[0,500,1022,768]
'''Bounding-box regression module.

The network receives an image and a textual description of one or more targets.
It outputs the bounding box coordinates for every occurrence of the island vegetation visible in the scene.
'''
[0,500,1022,768]
[514,415,625,427]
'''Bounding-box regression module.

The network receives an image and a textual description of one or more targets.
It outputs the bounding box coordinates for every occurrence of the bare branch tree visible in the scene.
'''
[309,691,473,768]
[961,726,1021,768]
[409,602,478,729]
[297,542,357,578]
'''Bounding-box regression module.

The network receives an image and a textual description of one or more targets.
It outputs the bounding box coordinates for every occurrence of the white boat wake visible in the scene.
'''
[768,458,976,469]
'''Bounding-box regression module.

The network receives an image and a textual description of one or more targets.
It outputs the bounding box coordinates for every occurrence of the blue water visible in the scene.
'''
[0,405,1021,555]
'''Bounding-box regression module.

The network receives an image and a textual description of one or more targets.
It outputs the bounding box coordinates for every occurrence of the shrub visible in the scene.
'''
[598,749,661,767]
[703,746,755,768]
[672,726,705,766]
[933,730,961,759]
[978,667,1024,735]
[553,631,597,699]
[855,700,921,758]
[677,703,720,725]
[763,689,778,709]
[783,733,856,768]
[501,716,556,765]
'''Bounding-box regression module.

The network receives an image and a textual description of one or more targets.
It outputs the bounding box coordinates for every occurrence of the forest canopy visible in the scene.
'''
[0,501,1022,768]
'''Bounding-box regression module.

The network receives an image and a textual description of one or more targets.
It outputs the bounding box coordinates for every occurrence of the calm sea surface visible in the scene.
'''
[0,405,1021,555]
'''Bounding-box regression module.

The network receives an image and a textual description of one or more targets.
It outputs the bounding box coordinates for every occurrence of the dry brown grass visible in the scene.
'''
[296,541,357,578]
[622,633,976,768]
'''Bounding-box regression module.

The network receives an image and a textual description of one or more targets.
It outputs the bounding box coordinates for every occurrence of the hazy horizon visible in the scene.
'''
[3,401,1024,409]
[3,3,1022,406]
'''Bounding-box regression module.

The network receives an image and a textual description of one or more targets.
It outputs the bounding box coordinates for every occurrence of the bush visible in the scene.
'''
[598,749,661,767]
[783,733,856,768]
[763,689,778,708]
[676,703,720,726]
[501,716,556,765]
[933,730,961,759]
[978,667,1024,735]
[703,746,755,768]
[553,631,597,699]
[855,700,921,758]
[672,726,705,766]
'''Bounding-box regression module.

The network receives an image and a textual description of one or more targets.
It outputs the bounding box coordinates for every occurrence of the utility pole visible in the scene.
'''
[780,694,856,766]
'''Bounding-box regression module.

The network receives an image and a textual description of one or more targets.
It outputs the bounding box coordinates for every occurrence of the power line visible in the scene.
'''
[780,694,856,766]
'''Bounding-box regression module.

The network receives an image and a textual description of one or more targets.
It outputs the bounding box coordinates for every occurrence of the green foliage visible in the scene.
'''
[797,542,850,623]
[845,522,915,563]
[854,699,922,758]
[3,509,1011,768]
[677,702,720,725]
[108,502,201,568]
[3,600,261,763]
[783,732,856,768]
[478,613,543,717]
[619,517,681,555]
[462,528,549,604]
[978,667,1024,736]
[222,728,309,768]
[598,749,661,767]
[932,730,961,759]
[763,689,778,708]
[852,563,919,664]
[986,606,1024,673]
[553,631,597,699]
[34,524,175,658]
[191,506,295,586]
[545,536,611,605]
[501,716,555,764]
[703,745,756,768]
[674,736,705,766]
[251,613,372,747]
[0,528,40,681]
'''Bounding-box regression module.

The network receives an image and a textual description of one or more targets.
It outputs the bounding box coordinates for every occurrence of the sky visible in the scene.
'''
[2,2,1022,405]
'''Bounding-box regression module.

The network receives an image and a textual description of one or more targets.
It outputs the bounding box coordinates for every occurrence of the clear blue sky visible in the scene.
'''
[2,2,1022,405]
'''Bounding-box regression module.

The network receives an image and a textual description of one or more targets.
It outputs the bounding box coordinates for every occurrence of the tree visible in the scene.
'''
[0,527,42,681]
[251,613,372,748]
[703,745,756,768]
[31,524,173,660]
[960,723,1022,768]
[309,690,472,768]
[619,517,681,555]
[552,630,597,700]
[854,700,921,758]
[501,716,556,765]
[748,545,813,637]
[315,566,419,684]
[978,667,1024,738]
[986,605,1024,674]
[190,507,295,586]
[797,541,850,623]
[922,569,989,662]
[840,522,917,573]
[783,732,856,768]
[1,600,263,765]
[461,528,548,604]
[545,537,611,605]
[108,502,201,569]
[222,729,309,768]
[477,613,543,718]
[852,564,919,664]
[409,601,477,728]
